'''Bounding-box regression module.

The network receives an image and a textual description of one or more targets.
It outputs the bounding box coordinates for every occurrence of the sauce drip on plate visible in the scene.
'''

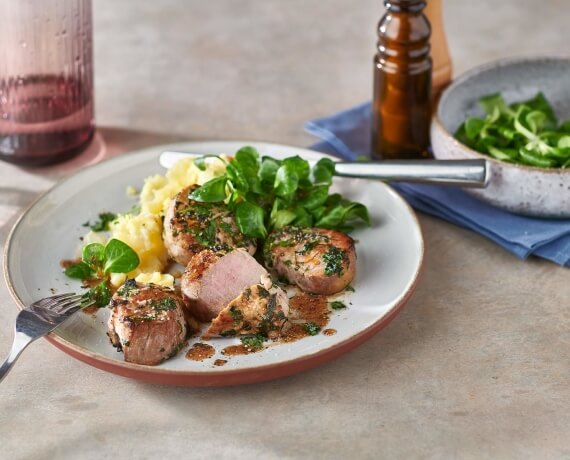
[186,342,215,361]
[222,344,262,356]
[279,293,330,344]
[60,259,78,269]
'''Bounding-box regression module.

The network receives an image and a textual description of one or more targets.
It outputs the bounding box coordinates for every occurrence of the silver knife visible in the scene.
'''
[160,151,489,188]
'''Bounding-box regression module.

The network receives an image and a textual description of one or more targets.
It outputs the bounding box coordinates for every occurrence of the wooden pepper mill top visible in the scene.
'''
[425,0,452,98]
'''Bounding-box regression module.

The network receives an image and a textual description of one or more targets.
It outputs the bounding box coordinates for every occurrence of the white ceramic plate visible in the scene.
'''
[4,141,424,386]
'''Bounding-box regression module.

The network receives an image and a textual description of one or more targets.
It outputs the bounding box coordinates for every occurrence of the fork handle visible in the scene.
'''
[0,332,34,384]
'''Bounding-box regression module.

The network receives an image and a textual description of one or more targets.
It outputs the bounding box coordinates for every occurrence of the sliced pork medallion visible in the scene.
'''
[181,248,268,322]
[264,226,356,295]
[107,279,188,365]
[205,275,289,339]
[163,185,257,266]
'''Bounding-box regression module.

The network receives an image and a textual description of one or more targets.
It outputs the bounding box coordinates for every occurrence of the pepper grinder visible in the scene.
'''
[371,0,432,160]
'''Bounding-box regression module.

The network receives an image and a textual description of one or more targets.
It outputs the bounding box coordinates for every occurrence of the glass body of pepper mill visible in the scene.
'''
[371,0,432,160]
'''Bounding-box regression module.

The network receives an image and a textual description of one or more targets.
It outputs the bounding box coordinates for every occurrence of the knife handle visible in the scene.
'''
[334,160,489,188]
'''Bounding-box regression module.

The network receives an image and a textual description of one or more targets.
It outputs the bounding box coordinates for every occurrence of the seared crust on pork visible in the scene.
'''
[107,280,189,365]
[204,275,289,339]
[264,226,356,295]
[163,185,256,266]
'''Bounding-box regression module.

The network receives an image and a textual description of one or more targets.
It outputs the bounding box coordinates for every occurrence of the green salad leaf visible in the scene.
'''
[193,154,227,171]
[64,262,95,280]
[64,238,140,308]
[82,281,112,308]
[103,239,140,274]
[312,158,336,185]
[455,92,570,168]
[82,243,105,268]
[188,176,228,202]
[189,147,371,239]
[235,201,267,239]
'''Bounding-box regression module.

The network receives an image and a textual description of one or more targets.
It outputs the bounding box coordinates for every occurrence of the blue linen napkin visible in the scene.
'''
[305,102,570,266]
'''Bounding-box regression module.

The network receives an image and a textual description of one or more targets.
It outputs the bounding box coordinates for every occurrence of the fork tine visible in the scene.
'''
[46,292,77,302]
[51,296,85,314]
[30,295,81,314]
[59,302,84,315]
[33,293,77,309]
[35,297,81,313]
[1,292,94,384]
[62,297,97,315]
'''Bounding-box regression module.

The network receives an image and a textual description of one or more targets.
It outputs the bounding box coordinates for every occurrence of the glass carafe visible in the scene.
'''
[0,0,94,166]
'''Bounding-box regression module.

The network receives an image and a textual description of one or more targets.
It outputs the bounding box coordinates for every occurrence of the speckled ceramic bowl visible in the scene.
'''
[431,57,570,218]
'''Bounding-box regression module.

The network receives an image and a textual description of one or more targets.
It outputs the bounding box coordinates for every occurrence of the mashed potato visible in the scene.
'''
[109,212,168,282]
[134,272,174,288]
[139,155,228,216]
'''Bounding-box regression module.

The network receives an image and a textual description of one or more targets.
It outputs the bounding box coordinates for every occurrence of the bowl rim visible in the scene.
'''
[434,55,570,175]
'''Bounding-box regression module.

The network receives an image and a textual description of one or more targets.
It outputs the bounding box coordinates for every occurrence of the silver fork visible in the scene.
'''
[0,293,93,384]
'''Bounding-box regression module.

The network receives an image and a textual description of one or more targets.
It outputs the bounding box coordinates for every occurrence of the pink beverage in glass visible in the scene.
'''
[0,0,94,166]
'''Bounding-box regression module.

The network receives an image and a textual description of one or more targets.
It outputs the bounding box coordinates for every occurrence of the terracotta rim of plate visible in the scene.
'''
[434,55,570,175]
[3,142,425,387]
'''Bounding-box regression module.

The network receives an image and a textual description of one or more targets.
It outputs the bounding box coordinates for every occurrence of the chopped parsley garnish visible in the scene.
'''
[299,240,318,254]
[219,221,234,235]
[322,246,345,277]
[258,286,270,299]
[220,330,237,337]
[117,278,138,297]
[151,297,177,312]
[229,306,244,321]
[126,204,141,216]
[130,312,162,323]
[90,212,117,232]
[259,296,279,337]
[240,334,265,349]
[266,294,277,312]
[330,301,347,310]
[185,202,215,221]
[303,322,321,336]
[195,220,217,246]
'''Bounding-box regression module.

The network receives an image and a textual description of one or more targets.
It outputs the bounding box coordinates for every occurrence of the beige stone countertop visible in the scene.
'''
[2,1,570,458]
